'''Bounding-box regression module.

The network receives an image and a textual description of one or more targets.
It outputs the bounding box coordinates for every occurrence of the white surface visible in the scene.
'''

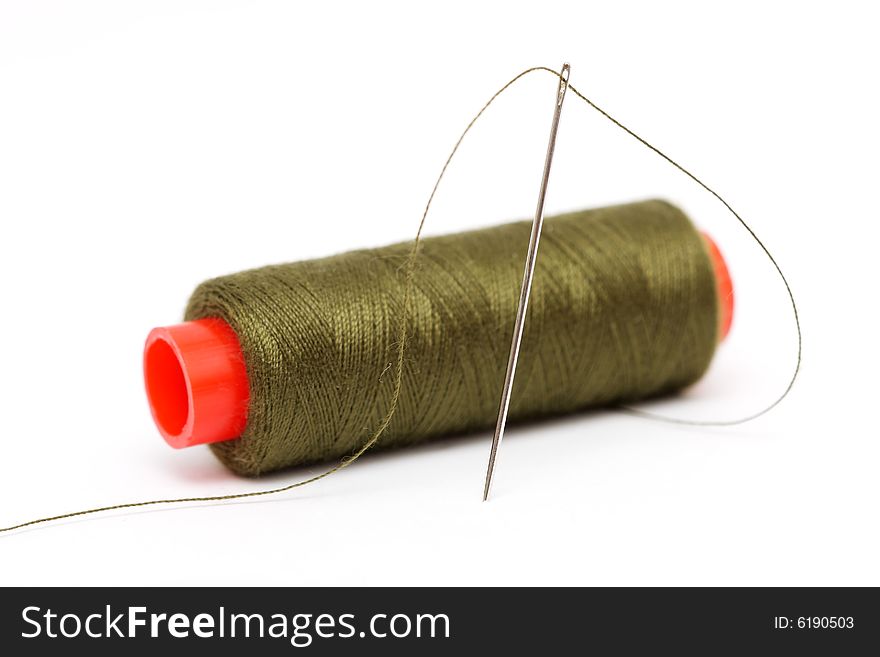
[0,0,877,586]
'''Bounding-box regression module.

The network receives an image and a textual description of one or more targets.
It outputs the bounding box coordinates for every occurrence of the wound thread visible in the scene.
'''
[185,200,719,476]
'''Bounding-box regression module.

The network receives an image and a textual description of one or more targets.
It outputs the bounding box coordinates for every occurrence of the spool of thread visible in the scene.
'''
[144,200,733,476]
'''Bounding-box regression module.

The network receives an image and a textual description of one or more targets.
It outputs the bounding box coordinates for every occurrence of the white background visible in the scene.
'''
[0,0,877,586]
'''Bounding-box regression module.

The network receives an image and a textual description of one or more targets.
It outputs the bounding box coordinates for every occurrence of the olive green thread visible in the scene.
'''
[0,66,800,533]
[189,200,717,476]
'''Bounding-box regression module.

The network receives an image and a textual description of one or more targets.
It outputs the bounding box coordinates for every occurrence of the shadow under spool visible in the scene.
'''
[144,199,733,476]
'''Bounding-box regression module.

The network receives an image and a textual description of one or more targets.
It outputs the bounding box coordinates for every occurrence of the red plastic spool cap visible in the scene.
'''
[702,232,734,340]
[143,319,249,448]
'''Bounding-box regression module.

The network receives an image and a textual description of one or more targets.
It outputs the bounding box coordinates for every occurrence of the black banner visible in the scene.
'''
[1,587,876,654]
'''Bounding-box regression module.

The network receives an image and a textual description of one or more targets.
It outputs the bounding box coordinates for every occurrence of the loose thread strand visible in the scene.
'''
[0,65,800,533]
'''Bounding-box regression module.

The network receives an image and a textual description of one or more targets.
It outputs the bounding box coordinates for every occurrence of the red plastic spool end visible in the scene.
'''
[702,232,734,340]
[143,319,249,448]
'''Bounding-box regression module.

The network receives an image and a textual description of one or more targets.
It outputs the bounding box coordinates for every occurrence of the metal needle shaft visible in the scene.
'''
[483,62,570,501]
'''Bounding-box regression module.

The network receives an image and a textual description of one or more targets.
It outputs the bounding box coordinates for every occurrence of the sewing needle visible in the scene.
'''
[482,62,570,501]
